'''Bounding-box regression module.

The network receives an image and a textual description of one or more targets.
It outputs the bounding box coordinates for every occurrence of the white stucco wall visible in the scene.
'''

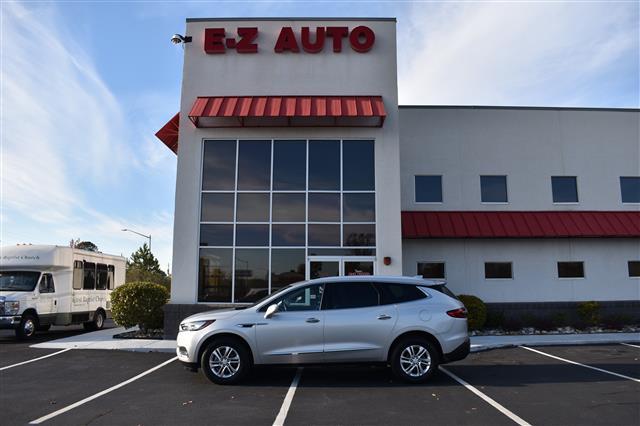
[399,107,640,211]
[171,19,403,304]
[403,238,640,303]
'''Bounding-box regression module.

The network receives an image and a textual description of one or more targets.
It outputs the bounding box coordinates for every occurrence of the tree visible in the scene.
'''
[126,243,170,290]
[72,239,99,252]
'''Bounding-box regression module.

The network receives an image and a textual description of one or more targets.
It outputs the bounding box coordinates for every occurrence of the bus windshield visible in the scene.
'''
[0,271,41,292]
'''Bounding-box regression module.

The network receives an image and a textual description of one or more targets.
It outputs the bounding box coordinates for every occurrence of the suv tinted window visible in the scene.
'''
[322,282,379,310]
[263,284,323,312]
[376,283,426,305]
[425,284,457,299]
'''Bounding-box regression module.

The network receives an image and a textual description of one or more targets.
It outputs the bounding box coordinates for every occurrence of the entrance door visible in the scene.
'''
[307,257,375,279]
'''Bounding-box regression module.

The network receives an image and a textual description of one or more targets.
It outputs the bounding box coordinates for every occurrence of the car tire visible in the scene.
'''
[390,337,439,383]
[16,314,38,340]
[83,310,105,331]
[201,338,251,385]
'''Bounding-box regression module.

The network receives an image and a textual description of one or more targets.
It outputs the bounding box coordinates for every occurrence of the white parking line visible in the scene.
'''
[620,342,640,349]
[520,346,640,383]
[273,367,303,426]
[0,348,72,371]
[29,356,178,424]
[439,366,532,426]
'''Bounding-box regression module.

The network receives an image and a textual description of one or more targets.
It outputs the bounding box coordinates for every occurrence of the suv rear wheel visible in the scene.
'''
[390,337,439,383]
[201,338,251,385]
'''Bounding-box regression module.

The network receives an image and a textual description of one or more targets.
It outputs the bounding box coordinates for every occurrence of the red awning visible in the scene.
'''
[155,113,180,153]
[188,96,386,128]
[401,211,640,239]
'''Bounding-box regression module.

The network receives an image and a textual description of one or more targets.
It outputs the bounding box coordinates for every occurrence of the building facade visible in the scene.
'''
[156,18,640,335]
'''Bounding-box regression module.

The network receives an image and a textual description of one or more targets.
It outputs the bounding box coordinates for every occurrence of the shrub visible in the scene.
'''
[110,282,169,330]
[457,294,487,330]
[577,301,601,326]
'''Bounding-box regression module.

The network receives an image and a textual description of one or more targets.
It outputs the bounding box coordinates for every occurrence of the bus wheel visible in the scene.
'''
[84,310,105,331]
[16,314,38,340]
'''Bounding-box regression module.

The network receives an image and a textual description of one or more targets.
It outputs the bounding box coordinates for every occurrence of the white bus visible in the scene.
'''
[0,245,125,339]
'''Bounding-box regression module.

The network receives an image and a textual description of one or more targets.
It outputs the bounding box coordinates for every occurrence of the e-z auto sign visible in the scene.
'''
[204,26,375,54]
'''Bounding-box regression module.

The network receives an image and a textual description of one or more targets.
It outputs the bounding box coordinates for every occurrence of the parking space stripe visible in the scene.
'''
[439,366,532,426]
[0,348,72,371]
[520,346,640,383]
[272,367,303,426]
[620,343,640,349]
[28,356,178,424]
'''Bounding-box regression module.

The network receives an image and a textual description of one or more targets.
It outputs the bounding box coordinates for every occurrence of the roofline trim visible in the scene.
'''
[398,105,640,112]
[186,17,396,23]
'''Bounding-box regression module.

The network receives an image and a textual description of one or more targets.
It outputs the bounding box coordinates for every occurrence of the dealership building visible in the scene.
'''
[156,18,640,334]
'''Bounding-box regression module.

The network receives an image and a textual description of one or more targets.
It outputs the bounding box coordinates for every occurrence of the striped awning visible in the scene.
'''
[401,211,640,239]
[188,95,386,128]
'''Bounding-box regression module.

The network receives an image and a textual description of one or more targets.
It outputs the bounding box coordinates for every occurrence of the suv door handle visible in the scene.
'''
[377,314,392,320]
[305,318,320,323]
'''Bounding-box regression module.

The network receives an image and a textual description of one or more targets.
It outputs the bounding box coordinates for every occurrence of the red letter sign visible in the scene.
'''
[204,28,226,53]
[236,27,258,53]
[325,27,349,52]
[349,26,375,52]
[274,27,300,52]
[301,27,325,53]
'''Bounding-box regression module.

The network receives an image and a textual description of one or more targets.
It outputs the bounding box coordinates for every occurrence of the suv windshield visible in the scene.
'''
[0,271,41,292]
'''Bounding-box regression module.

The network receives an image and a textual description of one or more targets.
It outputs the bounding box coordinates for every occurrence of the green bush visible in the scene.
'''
[457,294,487,330]
[111,282,169,330]
[577,301,601,326]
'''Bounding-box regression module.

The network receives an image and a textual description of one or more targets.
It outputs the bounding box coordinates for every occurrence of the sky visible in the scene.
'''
[1,0,638,271]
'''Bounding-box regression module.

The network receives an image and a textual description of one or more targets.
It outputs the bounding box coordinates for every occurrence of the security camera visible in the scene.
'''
[171,34,185,45]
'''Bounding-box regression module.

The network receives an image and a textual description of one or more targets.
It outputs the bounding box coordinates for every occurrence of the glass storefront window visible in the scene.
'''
[236,193,270,222]
[273,140,306,190]
[343,140,375,190]
[236,224,269,246]
[308,224,341,246]
[343,193,375,222]
[202,140,236,190]
[199,248,233,302]
[199,139,376,303]
[272,224,305,246]
[343,224,376,247]
[271,249,306,291]
[309,140,340,190]
[272,193,305,222]
[308,193,340,222]
[237,140,271,190]
[201,193,234,222]
[200,224,233,246]
[234,249,269,303]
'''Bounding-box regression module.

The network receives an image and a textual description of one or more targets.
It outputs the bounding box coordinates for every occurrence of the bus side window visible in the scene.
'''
[83,262,96,290]
[107,265,115,290]
[73,261,83,290]
[96,264,108,290]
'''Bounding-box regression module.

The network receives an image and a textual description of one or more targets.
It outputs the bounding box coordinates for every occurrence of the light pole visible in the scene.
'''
[121,228,152,251]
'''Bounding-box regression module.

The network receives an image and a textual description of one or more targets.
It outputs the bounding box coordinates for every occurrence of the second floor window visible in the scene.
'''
[552,176,578,203]
[415,175,442,203]
[481,175,508,203]
[620,177,640,203]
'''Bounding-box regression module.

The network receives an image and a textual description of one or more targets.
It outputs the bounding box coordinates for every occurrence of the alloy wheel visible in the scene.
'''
[400,345,432,377]
[209,346,241,379]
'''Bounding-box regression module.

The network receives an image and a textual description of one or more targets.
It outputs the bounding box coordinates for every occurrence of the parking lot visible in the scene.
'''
[0,328,638,426]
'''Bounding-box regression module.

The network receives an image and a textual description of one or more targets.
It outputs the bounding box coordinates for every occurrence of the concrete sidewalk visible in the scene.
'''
[30,326,175,353]
[31,328,639,354]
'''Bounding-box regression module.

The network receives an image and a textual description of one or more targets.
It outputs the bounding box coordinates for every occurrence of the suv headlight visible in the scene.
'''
[179,320,215,332]
[5,301,20,315]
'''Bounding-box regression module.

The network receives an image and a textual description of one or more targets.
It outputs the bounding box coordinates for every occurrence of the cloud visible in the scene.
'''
[398,2,639,107]
[1,3,174,267]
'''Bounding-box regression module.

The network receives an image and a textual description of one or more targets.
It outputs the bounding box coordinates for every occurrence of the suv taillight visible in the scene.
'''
[446,307,468,318]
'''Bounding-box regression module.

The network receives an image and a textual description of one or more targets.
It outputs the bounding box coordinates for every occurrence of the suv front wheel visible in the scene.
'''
[201,338,251,385]
[390,337,439,383]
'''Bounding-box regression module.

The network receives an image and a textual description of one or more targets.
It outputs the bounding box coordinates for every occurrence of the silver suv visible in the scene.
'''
[177,276,470,384]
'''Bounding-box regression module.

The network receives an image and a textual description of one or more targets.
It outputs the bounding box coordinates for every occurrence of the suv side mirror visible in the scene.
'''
[264,303,279,319]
